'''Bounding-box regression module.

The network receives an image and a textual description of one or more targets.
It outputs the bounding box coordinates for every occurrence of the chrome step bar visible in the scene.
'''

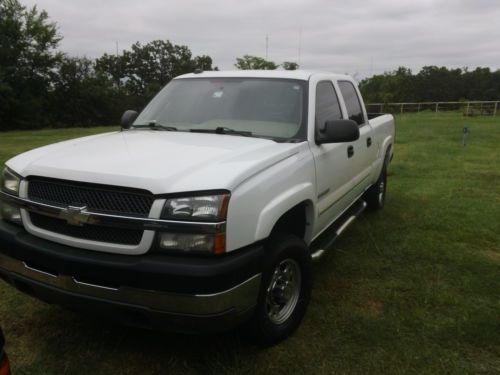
[310,200,367,262]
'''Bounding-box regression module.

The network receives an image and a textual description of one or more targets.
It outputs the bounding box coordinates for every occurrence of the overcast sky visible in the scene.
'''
[23,0,500,78]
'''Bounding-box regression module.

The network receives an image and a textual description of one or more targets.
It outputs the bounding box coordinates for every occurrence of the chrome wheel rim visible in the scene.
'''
[266,258,301,325]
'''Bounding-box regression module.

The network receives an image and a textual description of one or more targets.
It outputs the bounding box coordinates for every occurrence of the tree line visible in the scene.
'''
[359,66,500,104]
[2,0,499,131]
[0,0,220,130]
[0,0,301,131]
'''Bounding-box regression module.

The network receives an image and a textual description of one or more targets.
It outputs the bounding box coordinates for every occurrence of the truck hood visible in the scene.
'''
[7,131,302,194]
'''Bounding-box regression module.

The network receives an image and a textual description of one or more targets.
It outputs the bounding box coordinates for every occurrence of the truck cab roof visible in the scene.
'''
[176,70,352,81]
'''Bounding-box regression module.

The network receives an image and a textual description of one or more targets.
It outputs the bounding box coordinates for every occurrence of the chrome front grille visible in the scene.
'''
[30,212,144,245]
[26,177,154,245]
[27,177,154,217]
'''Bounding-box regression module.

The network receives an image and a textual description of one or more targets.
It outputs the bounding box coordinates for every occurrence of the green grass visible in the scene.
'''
[1,113,499,374]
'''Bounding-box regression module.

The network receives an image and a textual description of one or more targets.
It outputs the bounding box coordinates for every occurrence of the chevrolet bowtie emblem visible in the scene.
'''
[59,205,92,226]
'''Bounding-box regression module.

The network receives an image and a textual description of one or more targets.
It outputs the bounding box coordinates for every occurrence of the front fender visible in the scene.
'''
[255,182,316,243]
[224,143,316,252]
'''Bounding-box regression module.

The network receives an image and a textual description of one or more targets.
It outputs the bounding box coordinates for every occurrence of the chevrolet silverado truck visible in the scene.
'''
[0,70,394,345]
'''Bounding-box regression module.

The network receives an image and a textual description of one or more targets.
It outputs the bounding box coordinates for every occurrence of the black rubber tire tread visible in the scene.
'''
[245,233,312,347]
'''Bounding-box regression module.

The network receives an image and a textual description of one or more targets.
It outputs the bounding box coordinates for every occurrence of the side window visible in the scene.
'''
[315,81,342,131]
[338,81,365,125]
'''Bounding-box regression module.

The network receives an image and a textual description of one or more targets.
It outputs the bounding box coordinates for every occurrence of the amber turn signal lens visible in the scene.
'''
[213,232,226,255]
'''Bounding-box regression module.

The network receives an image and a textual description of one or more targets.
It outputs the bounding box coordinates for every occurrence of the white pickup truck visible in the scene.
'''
[0,70,394,345]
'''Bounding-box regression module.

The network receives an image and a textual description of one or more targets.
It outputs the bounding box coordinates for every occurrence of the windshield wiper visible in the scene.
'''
[190,127,252,137]
[133,121,178,131]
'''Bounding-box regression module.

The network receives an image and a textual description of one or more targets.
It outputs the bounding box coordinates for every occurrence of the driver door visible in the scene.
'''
[311,80,357,235]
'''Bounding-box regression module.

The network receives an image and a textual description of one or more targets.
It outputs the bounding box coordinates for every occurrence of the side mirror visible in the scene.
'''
[121,110,139,129]
[317,119,360,144]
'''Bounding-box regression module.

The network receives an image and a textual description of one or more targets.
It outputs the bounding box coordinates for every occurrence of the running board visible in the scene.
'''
[310,200,367,262]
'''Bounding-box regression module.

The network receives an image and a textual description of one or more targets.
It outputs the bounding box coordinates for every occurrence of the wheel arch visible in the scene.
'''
[255,183,316,244]
[381,137,393,164]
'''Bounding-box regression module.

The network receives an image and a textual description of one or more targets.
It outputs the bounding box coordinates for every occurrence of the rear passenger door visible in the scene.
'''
[338,80,375,197]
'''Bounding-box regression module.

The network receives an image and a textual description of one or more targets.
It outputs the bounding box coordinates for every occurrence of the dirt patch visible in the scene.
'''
[481,249,500,263]
[365,300,384,318]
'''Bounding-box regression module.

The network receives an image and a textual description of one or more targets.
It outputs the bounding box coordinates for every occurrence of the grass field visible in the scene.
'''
[0,113,499,374]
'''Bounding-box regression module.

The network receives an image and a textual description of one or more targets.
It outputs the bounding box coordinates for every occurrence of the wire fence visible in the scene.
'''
[366,101,500,116]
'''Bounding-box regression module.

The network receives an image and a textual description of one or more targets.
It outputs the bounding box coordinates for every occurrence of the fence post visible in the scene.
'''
[417,103,421,112]
[435,103,439,112]
[400,103,404,114]
[380,104,383,113]
[494,102,498,116]
[466,102,470,116]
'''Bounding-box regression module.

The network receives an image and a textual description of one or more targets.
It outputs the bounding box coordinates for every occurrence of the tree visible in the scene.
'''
[0,0,62,129]
[359,65,500,104]
[94,53,127,89]
[193,55,215,71]
[1,3,220,130]
[234,55,278,70]
[282,61,299,70]
[95,40,215,105]
[49,56,120,127]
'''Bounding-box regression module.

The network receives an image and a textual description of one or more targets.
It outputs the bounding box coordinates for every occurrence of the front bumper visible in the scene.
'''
[0,220,265,333]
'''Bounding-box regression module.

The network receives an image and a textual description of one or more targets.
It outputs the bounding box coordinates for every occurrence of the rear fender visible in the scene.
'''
[372,136,393,179]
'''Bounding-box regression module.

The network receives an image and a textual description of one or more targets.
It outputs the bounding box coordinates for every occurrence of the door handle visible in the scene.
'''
[367,137,372,147]
[347,145,354,158]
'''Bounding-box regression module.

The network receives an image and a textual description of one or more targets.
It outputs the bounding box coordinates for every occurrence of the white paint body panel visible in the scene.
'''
[5,70,395,255]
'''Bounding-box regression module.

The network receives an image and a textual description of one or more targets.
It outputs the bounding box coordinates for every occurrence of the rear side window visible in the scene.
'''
[315,81,342,130]
[338,81,365,125]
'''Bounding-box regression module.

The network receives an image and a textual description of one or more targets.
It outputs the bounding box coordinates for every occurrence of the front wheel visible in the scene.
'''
[246,234,311,346]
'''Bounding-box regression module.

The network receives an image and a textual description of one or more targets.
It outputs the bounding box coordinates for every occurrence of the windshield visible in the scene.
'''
[133,78,308,141]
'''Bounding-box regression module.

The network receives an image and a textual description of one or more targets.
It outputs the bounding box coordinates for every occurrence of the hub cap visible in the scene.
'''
[266,258,301,325]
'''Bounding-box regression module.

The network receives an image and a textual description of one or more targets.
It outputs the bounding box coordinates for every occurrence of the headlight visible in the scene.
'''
[158,192,229,254]
[161,193,230,221]
[2,167,21,196]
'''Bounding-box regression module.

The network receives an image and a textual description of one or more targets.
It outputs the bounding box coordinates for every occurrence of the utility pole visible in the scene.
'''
[265,34,269,60]
[115,41,119,56]
[298,27,302,66]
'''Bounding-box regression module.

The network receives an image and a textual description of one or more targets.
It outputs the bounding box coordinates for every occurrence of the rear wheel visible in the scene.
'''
[247,233,311,346]
[365,164,387,211]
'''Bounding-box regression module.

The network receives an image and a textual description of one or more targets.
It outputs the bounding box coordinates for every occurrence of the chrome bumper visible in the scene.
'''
[0,252,261,316]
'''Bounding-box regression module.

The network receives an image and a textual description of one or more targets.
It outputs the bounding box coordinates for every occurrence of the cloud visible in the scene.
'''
[22,0,500,77]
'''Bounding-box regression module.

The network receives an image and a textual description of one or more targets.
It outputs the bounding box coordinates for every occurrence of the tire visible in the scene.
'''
[246,233,312,347]
[364,163,387,211]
